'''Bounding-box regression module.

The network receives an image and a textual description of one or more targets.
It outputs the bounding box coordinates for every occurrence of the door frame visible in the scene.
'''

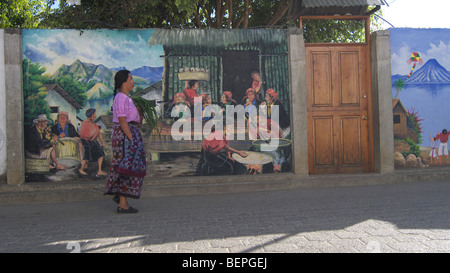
[302,16,374,174]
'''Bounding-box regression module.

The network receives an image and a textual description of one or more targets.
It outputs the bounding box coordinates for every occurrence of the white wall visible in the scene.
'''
[0,29,7,179]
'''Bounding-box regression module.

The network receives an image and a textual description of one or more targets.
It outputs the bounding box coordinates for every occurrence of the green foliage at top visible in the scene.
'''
[0,0,51,28]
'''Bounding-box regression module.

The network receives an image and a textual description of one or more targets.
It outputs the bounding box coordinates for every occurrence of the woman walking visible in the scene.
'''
[104,70,147,213]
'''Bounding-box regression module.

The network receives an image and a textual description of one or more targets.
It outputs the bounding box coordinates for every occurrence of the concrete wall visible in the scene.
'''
[1,28,395,185]
[4,29,24,185]
[287,28,308,176]
[370,30,395,174]
[0,30,7,183]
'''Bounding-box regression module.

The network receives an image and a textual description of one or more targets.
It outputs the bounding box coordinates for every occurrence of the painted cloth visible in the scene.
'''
[51,123,80,138]
[438,143,449,156]
[80,120,101,141]
[196,130,246,175]
[184,88,198,107]
[202,130,228,155]
[436,131,450,143]
[112,92,140,123]
[104,124,146,199]
[81,139,105,162]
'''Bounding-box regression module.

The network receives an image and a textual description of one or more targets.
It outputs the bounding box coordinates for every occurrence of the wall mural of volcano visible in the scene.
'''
[390,28,450,168]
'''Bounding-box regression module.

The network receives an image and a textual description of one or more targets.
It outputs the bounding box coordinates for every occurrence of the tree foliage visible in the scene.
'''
[6,0,384,43]
[0,0,53,28]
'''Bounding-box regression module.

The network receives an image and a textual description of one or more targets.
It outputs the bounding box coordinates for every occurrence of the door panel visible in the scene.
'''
[307,44,372,174]
[312,116,334,167]
[311,52,332,107]
[339,52,360,106]
[341,116,361,166]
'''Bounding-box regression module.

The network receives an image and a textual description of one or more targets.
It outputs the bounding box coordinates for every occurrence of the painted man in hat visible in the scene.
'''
[25,114,67,170]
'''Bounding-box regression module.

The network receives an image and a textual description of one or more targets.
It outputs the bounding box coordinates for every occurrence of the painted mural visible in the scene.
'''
[390,28,450,168]
[22,29,292,182]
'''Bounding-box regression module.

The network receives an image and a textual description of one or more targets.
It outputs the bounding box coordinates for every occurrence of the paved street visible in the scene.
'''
[0,180,449,255]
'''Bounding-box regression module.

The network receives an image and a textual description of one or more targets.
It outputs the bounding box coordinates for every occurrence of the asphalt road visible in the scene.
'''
[1,180,449,255]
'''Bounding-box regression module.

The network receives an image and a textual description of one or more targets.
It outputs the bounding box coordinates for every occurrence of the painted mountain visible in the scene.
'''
[51,59,163,117]
[111,66,164,84]
[399,59,450,85]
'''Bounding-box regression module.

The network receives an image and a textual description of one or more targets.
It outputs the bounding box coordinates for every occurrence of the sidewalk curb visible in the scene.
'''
[1,167,449,206]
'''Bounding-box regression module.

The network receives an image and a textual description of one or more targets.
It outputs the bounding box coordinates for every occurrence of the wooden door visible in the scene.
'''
[306,44,373,174]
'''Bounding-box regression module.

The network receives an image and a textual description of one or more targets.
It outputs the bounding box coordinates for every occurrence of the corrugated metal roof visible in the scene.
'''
[303,0,386,8]
[148,29,287,48]
[288,0,386,17]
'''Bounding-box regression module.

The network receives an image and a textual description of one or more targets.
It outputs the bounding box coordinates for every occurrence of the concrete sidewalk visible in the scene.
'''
[0,179,449,254]
[1,166,450,206]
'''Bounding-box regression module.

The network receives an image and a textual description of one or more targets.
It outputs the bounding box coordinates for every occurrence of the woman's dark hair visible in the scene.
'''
[188,80,198,89]
[443,129,448,134]
[114,69,131,96]
[85,108,96,118]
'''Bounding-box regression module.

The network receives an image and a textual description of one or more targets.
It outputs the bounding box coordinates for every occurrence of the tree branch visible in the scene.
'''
[267,0,290,26]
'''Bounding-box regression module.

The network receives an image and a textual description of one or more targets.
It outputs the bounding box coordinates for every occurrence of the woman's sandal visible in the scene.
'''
[117,206,139,213]
[112,195,120,204]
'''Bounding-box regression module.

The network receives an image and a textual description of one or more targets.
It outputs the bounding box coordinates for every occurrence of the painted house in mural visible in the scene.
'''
[392,99,408,139]
[148,29,290,110]
[43,84,82,125]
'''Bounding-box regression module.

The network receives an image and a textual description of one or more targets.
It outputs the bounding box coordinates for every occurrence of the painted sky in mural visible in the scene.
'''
[390,28,450,148]
[23,29,164,74]
[23,29,165,120]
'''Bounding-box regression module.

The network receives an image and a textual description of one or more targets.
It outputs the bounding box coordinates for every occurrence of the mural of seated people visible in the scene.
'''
[219,91,237,121]
[251,71,263,101]
[51,111,83,169]
[260,88,290,138]
[242,88,260,120]
[196,124,248,176]
[79,108,107,178]
[201,93,213,122]
[184,80,199,108]
[25,114,67,171]
[164,92,191,121]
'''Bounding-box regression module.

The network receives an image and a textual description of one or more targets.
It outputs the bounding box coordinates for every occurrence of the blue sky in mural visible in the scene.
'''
[22,29,164,75]
[390,28,450,75]
[390,28,450,148]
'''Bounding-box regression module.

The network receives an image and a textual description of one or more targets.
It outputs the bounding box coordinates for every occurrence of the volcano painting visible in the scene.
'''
[390,28,450,168]
[392,58,450,85]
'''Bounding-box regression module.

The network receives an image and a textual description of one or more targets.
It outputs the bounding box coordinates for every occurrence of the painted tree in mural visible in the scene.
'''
[22,59,51,127]
[393,78,406,99]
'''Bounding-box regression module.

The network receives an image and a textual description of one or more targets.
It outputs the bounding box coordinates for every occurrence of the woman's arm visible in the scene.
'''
[118,116,132,140]
[224,145,248,158]
[98,130,106,146]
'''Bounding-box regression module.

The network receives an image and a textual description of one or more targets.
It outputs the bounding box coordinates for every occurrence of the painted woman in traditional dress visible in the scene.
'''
[79,108,106,177]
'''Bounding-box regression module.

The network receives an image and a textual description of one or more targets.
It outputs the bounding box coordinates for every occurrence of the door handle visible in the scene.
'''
[362,116,368,120]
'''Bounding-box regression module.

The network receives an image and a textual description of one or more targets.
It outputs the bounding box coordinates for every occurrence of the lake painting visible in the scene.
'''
[390,28,450,168]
